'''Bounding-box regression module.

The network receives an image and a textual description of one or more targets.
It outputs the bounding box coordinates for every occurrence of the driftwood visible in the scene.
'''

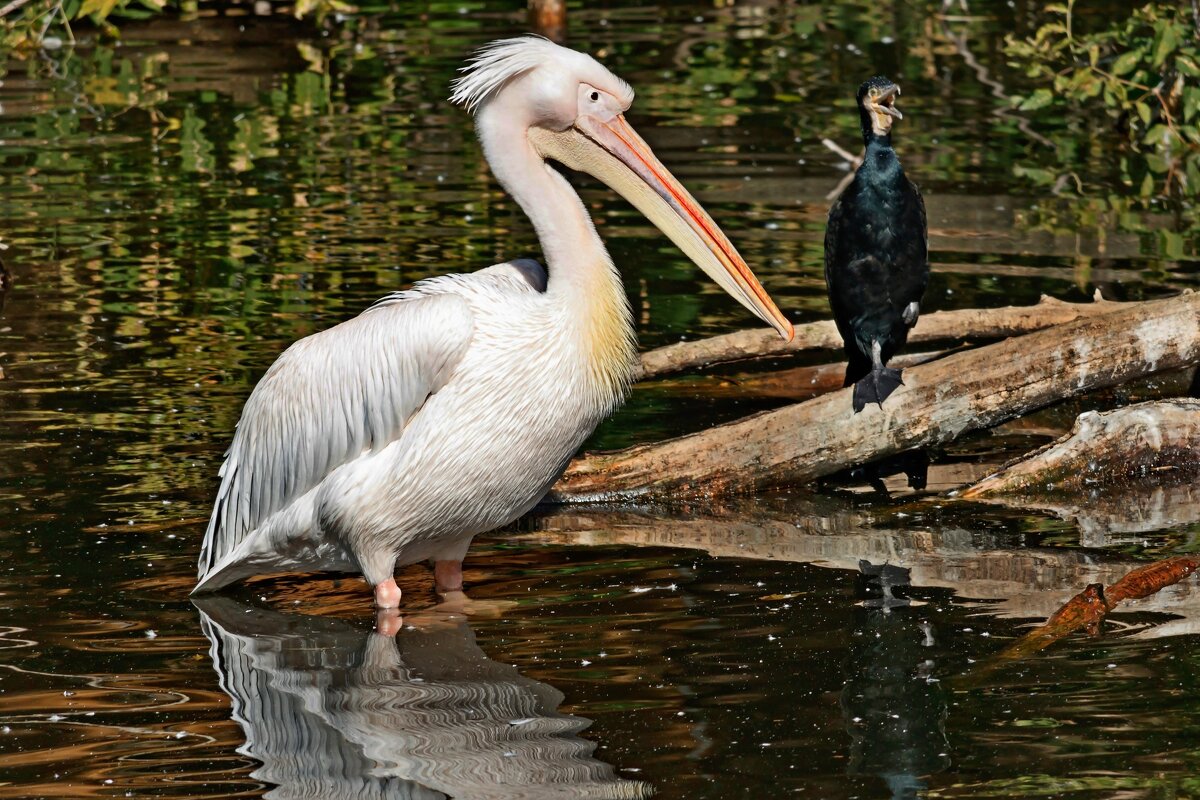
[553,291,1200,500]
[643,349,951,402]
[636,292,1122,380]
[961,399,1200,497]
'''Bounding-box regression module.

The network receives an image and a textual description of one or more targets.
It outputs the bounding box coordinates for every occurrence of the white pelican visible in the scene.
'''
[193,37,793,609]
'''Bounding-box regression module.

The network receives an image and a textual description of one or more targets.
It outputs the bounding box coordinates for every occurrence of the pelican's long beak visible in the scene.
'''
[529,116,794,341]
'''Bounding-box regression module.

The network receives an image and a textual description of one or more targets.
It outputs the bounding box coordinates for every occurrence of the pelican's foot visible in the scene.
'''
[433,590,517,618]
[374,606,403,637]
[374,577,402,609]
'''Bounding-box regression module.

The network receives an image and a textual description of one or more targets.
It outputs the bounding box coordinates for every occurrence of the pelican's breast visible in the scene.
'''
[322,261,634,555]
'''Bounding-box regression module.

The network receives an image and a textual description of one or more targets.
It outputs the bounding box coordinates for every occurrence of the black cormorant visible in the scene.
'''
[825,76,929,413]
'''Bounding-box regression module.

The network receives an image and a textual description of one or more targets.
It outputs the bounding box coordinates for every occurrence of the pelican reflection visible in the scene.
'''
[195,597,650,799]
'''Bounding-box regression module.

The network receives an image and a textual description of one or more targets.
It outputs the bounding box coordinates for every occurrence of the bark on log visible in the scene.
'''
[961,399,1200,497]
[643,349,951,402]
[636,292,1122,380]
[552,291,1200,501]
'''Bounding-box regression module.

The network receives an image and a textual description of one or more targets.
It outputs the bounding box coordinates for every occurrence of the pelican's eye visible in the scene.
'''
[578,84,618,122]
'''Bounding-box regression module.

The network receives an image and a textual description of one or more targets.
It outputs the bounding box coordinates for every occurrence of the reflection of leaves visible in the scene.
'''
[292,0,353,22]
[230,115,280,174]
[179,107,215,174]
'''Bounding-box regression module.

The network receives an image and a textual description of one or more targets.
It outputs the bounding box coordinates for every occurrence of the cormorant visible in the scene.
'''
[825,76,929,413]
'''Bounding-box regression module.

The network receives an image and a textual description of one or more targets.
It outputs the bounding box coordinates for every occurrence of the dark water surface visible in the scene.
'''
[2,2,1200,798]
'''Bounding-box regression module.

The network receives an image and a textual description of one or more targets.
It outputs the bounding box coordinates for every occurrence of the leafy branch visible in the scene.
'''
[1006,0,1200,197]
[0,0,353,49]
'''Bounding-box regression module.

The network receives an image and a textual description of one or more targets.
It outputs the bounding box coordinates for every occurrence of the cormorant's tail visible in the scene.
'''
[852,367,903,413]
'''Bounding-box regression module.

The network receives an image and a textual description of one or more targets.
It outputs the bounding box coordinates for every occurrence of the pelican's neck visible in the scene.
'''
[476,106,636,396]
[477,107,609,285]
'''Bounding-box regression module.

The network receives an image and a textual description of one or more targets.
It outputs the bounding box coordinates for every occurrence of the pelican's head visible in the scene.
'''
[451,37,793,341]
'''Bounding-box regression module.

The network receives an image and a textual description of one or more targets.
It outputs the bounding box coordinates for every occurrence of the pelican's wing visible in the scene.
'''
[196,290,475,587]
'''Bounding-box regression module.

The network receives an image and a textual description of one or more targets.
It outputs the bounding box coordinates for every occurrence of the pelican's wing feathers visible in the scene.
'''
[196,284,476,587]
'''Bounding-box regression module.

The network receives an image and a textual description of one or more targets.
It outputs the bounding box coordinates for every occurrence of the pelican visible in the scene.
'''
[193,37,793,609]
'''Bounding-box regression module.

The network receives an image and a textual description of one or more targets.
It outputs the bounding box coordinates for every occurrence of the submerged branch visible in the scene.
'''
[961,556,1200,684]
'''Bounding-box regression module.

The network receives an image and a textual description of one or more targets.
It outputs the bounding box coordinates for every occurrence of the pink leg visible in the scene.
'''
[433,560,463,594]
[374,577,402,609]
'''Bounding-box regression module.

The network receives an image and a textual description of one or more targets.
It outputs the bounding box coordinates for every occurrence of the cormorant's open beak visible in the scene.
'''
[529,115,794,341]
[875,85,903,119]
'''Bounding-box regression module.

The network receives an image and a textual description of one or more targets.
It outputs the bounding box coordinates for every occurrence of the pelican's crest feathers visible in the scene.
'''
[450,36,633,113]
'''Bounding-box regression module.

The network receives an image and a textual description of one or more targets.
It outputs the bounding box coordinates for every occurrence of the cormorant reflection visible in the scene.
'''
[841,562,950,800]
[195,596,650,800]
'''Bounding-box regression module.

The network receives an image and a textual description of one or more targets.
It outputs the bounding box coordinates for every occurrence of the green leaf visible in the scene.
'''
[1019,88,1054,111]
[1177,55,1200,78]
[78,0,120,20]
[1110,49,1142,76]
[1152,24,1179,67]
[1184,87,1200,123]
[1013,165,1057,185]
[1135,101,1152,126]
[1142,123,1170,146]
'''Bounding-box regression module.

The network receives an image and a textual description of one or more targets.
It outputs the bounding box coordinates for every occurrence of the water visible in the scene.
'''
[1,2,1199,798]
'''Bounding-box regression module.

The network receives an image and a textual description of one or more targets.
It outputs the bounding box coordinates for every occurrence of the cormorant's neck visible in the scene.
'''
[861,126,893,150]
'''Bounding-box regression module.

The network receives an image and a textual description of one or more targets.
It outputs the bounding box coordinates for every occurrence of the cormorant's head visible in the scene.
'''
[856,76,902,140]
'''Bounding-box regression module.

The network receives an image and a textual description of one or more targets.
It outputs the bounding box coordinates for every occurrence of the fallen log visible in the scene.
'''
[637,292,1122,380]
[552,291,1200,501]
[641,349,952,402]
[961,399,1200,497]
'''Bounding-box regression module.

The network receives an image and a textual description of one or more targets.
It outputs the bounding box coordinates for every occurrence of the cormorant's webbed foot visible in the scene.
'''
[852,367,904,413]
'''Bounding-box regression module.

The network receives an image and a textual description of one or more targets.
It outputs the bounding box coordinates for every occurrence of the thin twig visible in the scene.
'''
[0,0,39,19]
[821,137,862,167]
[56,0,73,44]
[825,170,856,202]
[821,138,862,201]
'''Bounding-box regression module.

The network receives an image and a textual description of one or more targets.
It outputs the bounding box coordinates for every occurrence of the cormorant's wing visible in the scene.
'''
[823,187,863,343]
[195,288,476,591]
[822,190,847,296]
[895,177,930,324]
